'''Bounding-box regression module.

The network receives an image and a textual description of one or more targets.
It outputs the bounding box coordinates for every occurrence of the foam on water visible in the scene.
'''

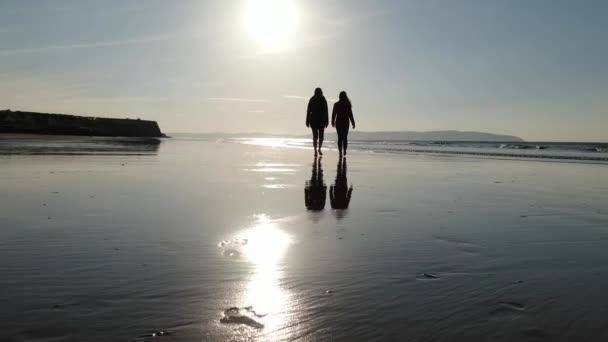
[221,137,608,163]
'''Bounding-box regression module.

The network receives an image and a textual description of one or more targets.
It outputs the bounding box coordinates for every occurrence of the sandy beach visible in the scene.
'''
[1,136,608,341]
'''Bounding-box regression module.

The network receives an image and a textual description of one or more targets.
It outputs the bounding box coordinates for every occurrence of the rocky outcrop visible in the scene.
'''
[0,110,164,137]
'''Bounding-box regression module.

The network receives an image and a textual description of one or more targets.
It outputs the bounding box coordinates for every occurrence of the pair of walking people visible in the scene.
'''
[306,88,356,157]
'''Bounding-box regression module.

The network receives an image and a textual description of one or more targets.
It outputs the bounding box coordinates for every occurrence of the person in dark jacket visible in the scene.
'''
[306,88,329,156]
[332,91,356,157]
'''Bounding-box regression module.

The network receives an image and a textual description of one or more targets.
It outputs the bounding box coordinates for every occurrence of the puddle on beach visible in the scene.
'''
[220,306,265,329]
[217,215,295,337]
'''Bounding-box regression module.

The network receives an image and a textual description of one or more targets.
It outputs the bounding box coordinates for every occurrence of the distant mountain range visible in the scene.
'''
[185,130,523,142]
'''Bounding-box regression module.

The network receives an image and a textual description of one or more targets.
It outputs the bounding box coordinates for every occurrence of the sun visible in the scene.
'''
[244,0,299,53]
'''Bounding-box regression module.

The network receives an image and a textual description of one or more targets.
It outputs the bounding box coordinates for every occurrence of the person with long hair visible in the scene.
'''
[332,91,356,157]
[306,87,329,156]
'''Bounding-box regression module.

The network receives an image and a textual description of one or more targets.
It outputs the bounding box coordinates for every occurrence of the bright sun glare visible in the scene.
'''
[244,0,299,53]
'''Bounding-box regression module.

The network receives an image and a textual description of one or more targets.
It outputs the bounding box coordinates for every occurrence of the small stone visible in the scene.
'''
[417,273,439,279]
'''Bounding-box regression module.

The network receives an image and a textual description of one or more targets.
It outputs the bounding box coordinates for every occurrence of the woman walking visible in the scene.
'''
[332,91,356,157]
[306,88,329,156]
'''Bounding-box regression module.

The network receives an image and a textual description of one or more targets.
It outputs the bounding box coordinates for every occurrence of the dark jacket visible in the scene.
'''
[332,101,355,130]
[306,95,329,128]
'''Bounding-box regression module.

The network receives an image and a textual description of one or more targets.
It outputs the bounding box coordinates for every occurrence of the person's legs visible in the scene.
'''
[337,128,348,155]
[343,131,349,155]
[312,128,319,155]
[318,128,325,155]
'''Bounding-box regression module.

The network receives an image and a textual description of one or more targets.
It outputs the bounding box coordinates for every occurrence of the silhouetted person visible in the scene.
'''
[332,91,356,157]
[304,157,326,211]
[330,158,353,215]
[306,88,329,156]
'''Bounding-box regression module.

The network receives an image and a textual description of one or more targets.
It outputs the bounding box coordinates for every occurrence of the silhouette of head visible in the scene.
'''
[314,88,323,96]
[339,91,351,107]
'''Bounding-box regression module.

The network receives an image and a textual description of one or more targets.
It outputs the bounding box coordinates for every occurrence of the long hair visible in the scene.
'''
[339,91,351,108]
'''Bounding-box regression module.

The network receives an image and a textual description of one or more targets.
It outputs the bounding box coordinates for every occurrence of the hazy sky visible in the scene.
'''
[1,0,607,141]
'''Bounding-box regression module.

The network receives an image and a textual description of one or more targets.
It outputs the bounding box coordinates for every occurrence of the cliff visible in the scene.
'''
[0,110,164,138]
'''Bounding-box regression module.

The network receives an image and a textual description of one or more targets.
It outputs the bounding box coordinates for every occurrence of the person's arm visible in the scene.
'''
[349,108,356,129]
[306,99,311,127]
[323,98,329,127]
[346,186,353,205]
[331,103,337,127]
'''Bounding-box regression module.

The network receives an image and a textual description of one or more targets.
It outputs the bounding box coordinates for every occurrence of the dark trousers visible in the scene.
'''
[337,127,349,153]
[312,127,324,148]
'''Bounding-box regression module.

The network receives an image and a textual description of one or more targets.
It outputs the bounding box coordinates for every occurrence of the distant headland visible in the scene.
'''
[0,110,165,138]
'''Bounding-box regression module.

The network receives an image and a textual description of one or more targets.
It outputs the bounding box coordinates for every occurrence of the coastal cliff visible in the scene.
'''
[0,110,164,138]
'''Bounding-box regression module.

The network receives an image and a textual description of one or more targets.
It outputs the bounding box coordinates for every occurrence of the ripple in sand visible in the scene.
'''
[434,236,482,255]
[489,301,526,316]
[521,328,546,339]
[138,330,171,338]
[433,236,480,248]
[416,273,440,280]
[220,307,265,329]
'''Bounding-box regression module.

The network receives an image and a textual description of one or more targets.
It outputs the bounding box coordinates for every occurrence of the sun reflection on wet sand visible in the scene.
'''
[220,214,294,340]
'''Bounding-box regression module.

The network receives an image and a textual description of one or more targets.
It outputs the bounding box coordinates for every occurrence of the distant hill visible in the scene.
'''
[324,130,523,142]
[0,110,164,138]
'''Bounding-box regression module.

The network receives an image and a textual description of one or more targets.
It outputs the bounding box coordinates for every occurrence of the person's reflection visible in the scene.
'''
[304,157,326,211]
[330,157,353,219]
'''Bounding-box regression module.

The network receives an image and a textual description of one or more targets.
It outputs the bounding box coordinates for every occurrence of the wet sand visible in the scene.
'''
[1,136,608,341]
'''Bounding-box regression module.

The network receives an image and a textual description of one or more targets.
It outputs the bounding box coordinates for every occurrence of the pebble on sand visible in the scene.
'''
[417,273,439,279]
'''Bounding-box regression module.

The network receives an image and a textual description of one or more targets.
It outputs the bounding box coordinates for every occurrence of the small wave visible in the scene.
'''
[499,144,529,149]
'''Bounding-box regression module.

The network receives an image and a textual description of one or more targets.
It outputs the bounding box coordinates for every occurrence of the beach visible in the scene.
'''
[1,135,608,341]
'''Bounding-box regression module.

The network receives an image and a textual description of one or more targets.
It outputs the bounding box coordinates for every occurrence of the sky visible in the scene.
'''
[0,0,607,141]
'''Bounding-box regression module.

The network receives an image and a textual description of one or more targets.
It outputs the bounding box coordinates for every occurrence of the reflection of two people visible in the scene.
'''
[304,157,353,216]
